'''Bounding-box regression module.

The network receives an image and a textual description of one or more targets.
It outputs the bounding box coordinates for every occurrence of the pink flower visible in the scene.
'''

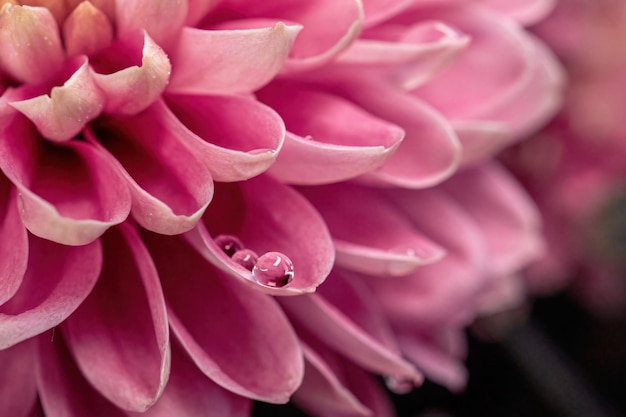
[0,0,562,416]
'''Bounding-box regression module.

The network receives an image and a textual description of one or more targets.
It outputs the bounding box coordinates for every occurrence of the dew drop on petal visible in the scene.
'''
[384,376,414,394]
[231,249,258,271]
[252,251,295,288]
[214,234,244,257]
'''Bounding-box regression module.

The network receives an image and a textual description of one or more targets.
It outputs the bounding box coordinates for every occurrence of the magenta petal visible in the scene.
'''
[164,95,285,182]
[115,0,187,47]
[185,0,221,26]
[62,224,169,412]
[93,32,171,116]
[87,109,214,235]
[0,109,131,245]
[258,82,404,184]
[301,183,445,276]
[168,23,300,95]
[0,175,28,306]
[0,235,102,349]
[141,338,252,417]
[187,175,335,295]
[0,340,38,417]
[141,232,304,403]
[10,60,105,142]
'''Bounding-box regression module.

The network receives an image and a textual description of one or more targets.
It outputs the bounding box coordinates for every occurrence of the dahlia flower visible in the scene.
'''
[0,0,562,416]
[505,0,626,316]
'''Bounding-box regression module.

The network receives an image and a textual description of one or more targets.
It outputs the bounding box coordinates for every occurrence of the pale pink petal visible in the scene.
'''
[0,235,102,349]
[168,23,300,95]
[164,94,285,182]
[37,333,128,417]
[0,175,28,306]
[62,1,114,57]
[115,0,187,47]
[93,32,171,116]
[141,231,304,403]
[443,163,544,277]
[0,340,39,417]
[186,175,334,295]
[0,4,64,84]
[360,0,420,27]
[139,339,252,417]
[279,272,423,384]
[481,0,556,26]
[62,224,170,412]
[86,108,214,235]
[0,106,132,245]
[258,82,404,185]
[452,120,511,167]
[10,59,105,142]
[300,183,445,276]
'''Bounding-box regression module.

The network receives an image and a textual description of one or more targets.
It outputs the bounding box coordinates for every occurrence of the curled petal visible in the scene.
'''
[62,224,170,412]
[258,82,404,185]
[87,107,214,235]
[142,231,304,403]
[10,59,105,142]
[164,94,285,182]
[0,4,64,84]
[0,340,38,417]
[0,235,102,349]
[168,23,300,95]
[93,32,171,115]
[0,106,132,245]
[186,175,334,295]
[301,183,445,276]
[62,1,114,57]
[115,0,187,47]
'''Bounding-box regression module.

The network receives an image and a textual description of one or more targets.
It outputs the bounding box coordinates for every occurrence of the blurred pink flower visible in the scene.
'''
[0,0,562,416]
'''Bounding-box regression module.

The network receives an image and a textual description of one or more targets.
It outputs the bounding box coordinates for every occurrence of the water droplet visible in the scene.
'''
[231,249,258,271]
[252,251,294,288]
[384,376,414,394]
[214,234,244,257]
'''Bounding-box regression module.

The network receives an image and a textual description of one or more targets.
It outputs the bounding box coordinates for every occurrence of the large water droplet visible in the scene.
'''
[231,249,258,271]
[384,376,414,394]
[214,234,244,257]
[252,251,294,288]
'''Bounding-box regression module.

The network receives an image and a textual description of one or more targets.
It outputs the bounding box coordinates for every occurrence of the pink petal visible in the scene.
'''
[62,224,170,412]
[0,340,39,417]
[186,175,335,295]
[452,120,511,168]
[0,235,102,349]
[140,338,252,417]
[0,106,132,245]
[167,22,300,95]
[0,4,64,84]
[141,231,304,403]
[164,94,285,182]
[481,0,556,25]
[279,272,423,384]
[0,175,29,306]
[300,183,445,276]
[86,108,214,235]
[258,81,404,185]
[115,0,187,47]
[93,32,171,116]
[62,1,114,57]
[360,0,420,27]
[185,0,221,26]
[37,333,128,417]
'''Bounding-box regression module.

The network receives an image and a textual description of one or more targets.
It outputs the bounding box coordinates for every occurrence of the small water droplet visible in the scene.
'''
[252,251,294,288]
[384,376,414,394]
[214,234,244,257]
[231,249,258,271]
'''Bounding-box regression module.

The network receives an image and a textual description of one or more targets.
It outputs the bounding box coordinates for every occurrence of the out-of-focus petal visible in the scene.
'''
[0,235,101,349]
[10,59,105,142]
[141,231,304,404]
[452,120,510,167]
[360,0,419,27]
[0,106,131,245]
[0,4,64,84]
[167,23,300,95]
[87,107,214,235]
[115,0,187,47]
[164,95,285,182]
[62,1,114,57]
[93,32,171,116]
[258,82,404,185]
[300,183,445,276]
[0,340,39,417]
[481,0,556,26]
[186,175,334,295]
[62,224,170,412]
[0,175,28,306]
